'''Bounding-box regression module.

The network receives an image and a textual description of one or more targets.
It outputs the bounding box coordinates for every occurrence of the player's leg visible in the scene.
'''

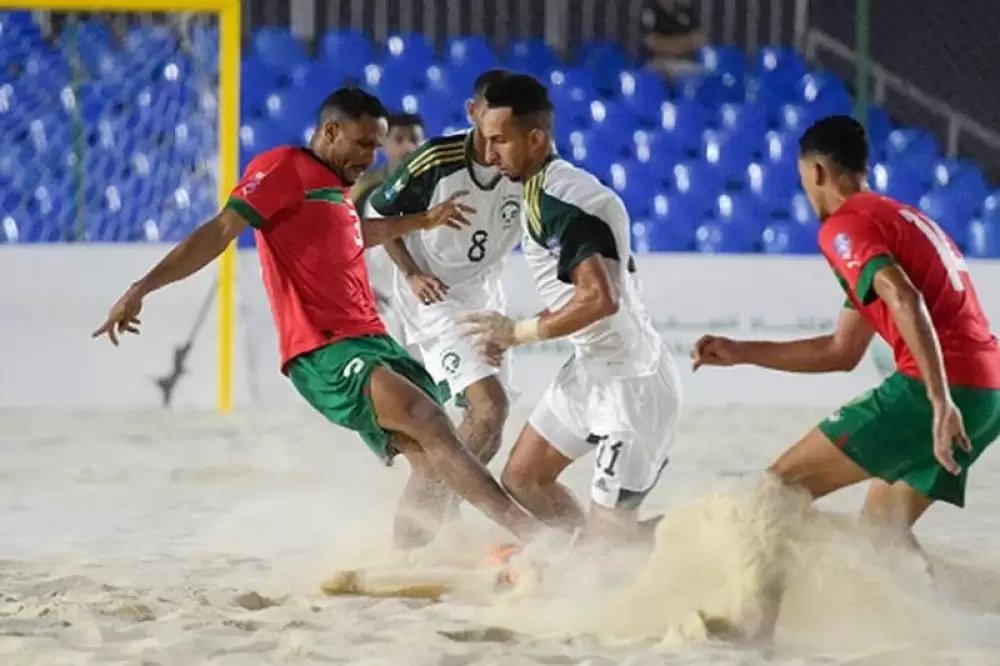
[286,335,537,544]
[753,374,1000,641]
[391,436,457,548]
[368,365,538,542]
[500,358,593,532]
[418,333,511,464]
[501,424,585,531]
[580,356,681,544]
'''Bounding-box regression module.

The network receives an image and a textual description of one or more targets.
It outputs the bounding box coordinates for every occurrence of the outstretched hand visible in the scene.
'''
[463,311,517,357]
[932,399,972,475]
[92,286,144,346]
[690,335,743,371]
[423,190,476,231]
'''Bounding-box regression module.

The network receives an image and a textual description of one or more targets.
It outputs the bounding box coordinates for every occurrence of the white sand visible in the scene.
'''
[2,405,1000,665]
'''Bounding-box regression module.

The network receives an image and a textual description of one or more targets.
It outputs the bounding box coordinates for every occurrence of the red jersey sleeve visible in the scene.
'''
[225,149,303,229]
[818,213,895,307]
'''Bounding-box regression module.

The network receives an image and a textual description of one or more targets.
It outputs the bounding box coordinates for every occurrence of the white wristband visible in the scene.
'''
[513,317,542,344]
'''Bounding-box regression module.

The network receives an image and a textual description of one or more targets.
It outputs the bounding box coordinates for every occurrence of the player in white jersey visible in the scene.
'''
[364,71,524,535]
[351,113,425,346]
[468,74,682,543]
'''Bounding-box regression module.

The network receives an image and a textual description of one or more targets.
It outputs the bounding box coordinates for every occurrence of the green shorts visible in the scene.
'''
[286,335,444,464]
[818,372,1000,507]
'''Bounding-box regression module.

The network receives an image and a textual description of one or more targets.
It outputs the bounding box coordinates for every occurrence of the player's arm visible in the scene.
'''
[465,203,619,348]
[361,191,473,249]
[93,150,300,345]
[132,209,247,297]
[870,265,950,405]
[699,306,875,373]
[523,256,618,341]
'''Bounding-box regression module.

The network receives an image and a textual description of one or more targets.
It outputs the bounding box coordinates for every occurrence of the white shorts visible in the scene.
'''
[417,329,515,402]
[528,351,681,509]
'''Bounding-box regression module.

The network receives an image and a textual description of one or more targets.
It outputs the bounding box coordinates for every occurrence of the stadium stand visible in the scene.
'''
[0,11,996,257]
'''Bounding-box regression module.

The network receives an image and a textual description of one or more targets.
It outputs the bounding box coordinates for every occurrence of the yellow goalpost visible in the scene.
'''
[1,0,241,413]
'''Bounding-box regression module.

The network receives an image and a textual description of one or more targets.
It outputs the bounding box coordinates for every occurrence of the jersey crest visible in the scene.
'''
[499,196,521,230]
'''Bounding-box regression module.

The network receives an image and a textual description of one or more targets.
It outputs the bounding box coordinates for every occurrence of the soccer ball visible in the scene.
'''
[481,543,526,590]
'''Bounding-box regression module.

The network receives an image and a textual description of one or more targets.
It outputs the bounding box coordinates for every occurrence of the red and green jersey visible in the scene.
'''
[818,191,1000,389]
[226,146,385,371]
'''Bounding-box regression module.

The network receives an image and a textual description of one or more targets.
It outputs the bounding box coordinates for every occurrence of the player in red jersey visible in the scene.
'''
[92,88,540,547]
[693,115,1000,538]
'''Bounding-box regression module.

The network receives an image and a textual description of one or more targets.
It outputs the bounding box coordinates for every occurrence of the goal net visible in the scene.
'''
[0,9,221,243]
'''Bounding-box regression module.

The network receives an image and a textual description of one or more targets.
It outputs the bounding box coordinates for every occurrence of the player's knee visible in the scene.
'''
[399,391,453,441]
[463,379,510,428]
[500,460,545,499]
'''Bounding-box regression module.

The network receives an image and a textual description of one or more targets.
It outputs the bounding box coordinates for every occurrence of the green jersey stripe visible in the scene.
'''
[226,197,266,229]
[305,188,346,204]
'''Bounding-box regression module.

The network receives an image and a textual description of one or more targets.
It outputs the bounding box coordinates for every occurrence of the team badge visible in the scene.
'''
[241,171,265,196]
[833,232,852,260]
[499,199,521,229]
[441,350,461,375]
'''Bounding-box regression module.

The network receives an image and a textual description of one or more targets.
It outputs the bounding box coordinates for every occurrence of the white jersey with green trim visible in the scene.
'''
[522,157,663,379]
[366,130,523,342]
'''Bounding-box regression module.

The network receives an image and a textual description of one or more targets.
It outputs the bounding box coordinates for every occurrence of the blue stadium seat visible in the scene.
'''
[884,128,939,163]
[648,191,701,244]
[616,70,669,125]
[718,102,768,140]
[240,118,289,161]
[657,99,709,152]
[776,103,820,137]
[572,126,630,161]
[577,41,630,93]
[289,58,347,94]
[747,162,798,213]
[930,159,989,218]
[606,160,661,218]
[761,129,799,174]
[919,189,964,237]
[632,129,682,168]
[788,192,819,227]
[240,55,282,114]
[761,221,815,254]
[8,32,995,249]
[966,219,998,258]
[699,45,745,77]
[320,29,373,78]
[714,192,763,236]
[675,71,745,109]
[695,221,755,253]
[252,26,307,73]
[549,87,592,129]
[752,46,806,107]
[444,36,498,90]
[549,68,598,104]
[633,219,690,252]
[795,72,852,116]
[671,161,722,212]
[700,129,756,183]
[982,191,1000,224]
[383,33,435,70]
[865,106,893,156]
[868,160,924,206]
[587,100,634,137]
[446,36,495,68]
[506,38,558,77]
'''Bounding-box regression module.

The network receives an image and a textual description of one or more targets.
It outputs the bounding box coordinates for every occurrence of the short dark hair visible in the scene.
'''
[387,113,424,131]
[317,87,388,125]
[483,74,555,131]
[473,68,513,98]
[798,115,869,173]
